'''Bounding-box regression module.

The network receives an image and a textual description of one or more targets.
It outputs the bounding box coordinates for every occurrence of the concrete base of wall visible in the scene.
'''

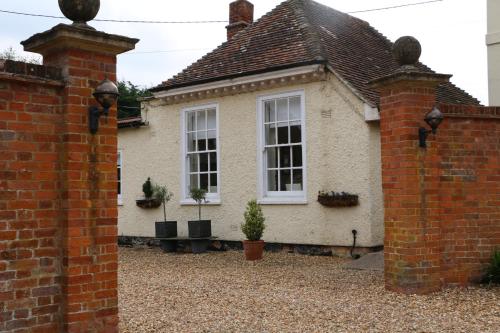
[118,236,383,258]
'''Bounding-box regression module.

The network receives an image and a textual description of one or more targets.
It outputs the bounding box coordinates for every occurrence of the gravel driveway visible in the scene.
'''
[119,247,499,333]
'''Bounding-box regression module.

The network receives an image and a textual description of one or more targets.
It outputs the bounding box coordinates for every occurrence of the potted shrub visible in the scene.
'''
[153,184,176,239]
[241,199,266,260]
[188,188,211,238]
[136,177,162,208]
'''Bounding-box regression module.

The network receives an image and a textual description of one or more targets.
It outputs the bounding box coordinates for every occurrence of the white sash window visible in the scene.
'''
[182,104,220,203]
[258,91,307,204]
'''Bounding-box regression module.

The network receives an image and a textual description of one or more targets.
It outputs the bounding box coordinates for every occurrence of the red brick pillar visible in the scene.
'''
[22,25,137,332]
[370,37,450,294]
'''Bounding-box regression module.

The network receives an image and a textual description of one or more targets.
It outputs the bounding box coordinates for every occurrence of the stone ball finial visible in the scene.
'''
[58,0,100,29]
[392,36,422,67]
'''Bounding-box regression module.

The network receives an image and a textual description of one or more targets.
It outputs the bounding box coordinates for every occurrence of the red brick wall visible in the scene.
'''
[45,49,119,333]
[377,76,500,294]
[436,104,500,285]
[1,52,120,331]
[1,63,65,332]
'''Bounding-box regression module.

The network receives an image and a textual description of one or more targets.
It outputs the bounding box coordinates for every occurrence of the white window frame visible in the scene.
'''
[257,90,307,205]
[117,150,123,206]
[180,103,221,205]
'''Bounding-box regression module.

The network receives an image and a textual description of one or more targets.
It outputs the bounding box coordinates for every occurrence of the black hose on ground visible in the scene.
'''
[351,229,360,259]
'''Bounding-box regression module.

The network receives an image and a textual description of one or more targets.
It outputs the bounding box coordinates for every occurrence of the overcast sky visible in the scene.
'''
[0,0,488,104]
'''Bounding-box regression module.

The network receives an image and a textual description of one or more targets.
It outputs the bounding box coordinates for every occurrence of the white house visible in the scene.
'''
[487,0,500,105]
[118,0,479,251]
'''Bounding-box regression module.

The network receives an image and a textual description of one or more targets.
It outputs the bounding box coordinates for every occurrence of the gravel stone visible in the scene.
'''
[119,247,500,333]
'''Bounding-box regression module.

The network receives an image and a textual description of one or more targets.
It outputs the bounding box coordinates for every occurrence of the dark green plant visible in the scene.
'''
[153,184,173,222]
[483,250,500,285]
[142,177,154,199]
[117,80,152,119]
[190,188,207,221]
[241,200,265,241]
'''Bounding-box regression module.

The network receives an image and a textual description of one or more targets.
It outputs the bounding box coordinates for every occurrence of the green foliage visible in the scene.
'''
[190,188,207,203]
[241,200,265,241]
[0,47,41,64]
[190,188,207,221]
[153,184,173,222]
[117,80,152,119]
[483,250,500,285]
[142,177,154,199]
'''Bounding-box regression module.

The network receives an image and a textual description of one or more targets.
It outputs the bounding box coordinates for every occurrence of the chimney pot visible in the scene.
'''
[226,0,254,40]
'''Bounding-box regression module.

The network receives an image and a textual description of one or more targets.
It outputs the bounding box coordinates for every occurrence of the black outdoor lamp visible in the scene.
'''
[419,106,444,148]
[89,78,120,134]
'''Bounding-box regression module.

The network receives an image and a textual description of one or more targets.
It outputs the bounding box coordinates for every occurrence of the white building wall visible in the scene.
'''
[487,0,500,105]
[118,73,383,247]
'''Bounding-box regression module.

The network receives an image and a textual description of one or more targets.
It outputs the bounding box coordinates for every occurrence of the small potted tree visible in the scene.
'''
[241,199,266,260]
[188,188,211,238]
[136,177,161,208]
[153,184,175,238]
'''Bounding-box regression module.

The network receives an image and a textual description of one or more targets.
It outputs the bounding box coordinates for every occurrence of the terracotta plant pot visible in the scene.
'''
[243,240,265,261]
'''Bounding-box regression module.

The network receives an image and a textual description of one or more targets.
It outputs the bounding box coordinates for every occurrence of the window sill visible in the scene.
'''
[258,197,308,205]
[180,199,221,206]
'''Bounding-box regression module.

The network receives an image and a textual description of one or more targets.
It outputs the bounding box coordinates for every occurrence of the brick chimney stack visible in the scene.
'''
[226,0,254,40]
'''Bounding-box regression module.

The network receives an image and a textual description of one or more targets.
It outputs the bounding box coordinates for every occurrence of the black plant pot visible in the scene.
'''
[191,239,210,254]
[188,220,211,238]
[159,240,177,253]
[155,221,177,238]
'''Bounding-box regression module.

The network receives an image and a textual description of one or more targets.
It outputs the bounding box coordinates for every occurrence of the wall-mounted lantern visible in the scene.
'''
[419,106,444,148]
[89,78,119,134]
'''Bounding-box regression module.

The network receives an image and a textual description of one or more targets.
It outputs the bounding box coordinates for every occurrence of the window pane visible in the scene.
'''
[267,147,277,169]
[280,146,291,168]
[200,153,209,172]
[209,152,217,171]
[188,112,196,131]
[267,170,278,191]
[200,173,209,191]
[187,132,196,152]
[207,130,216,150]
[198,131,207,151]
[197,110,206,130]
[289,96,301,120]
[210,173,217,193]
[292,169,303,191]
[190,174,198,190]
[277,124,288,144]
[292,145,302,167]
[277,98,288,121]
[207,109,216,129]
[280,169,291,191]
[290,121,301,143]
[265,101,276,123]
[265,124,276,145]
[189,154,199,172]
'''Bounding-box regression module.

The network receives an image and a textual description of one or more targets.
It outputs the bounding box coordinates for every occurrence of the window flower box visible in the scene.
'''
[136,198,162,209]
[317,191,359,207]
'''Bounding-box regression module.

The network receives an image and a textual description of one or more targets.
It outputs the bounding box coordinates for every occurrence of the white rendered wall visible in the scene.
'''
[118,73,383,247]
[487,0,500,105]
